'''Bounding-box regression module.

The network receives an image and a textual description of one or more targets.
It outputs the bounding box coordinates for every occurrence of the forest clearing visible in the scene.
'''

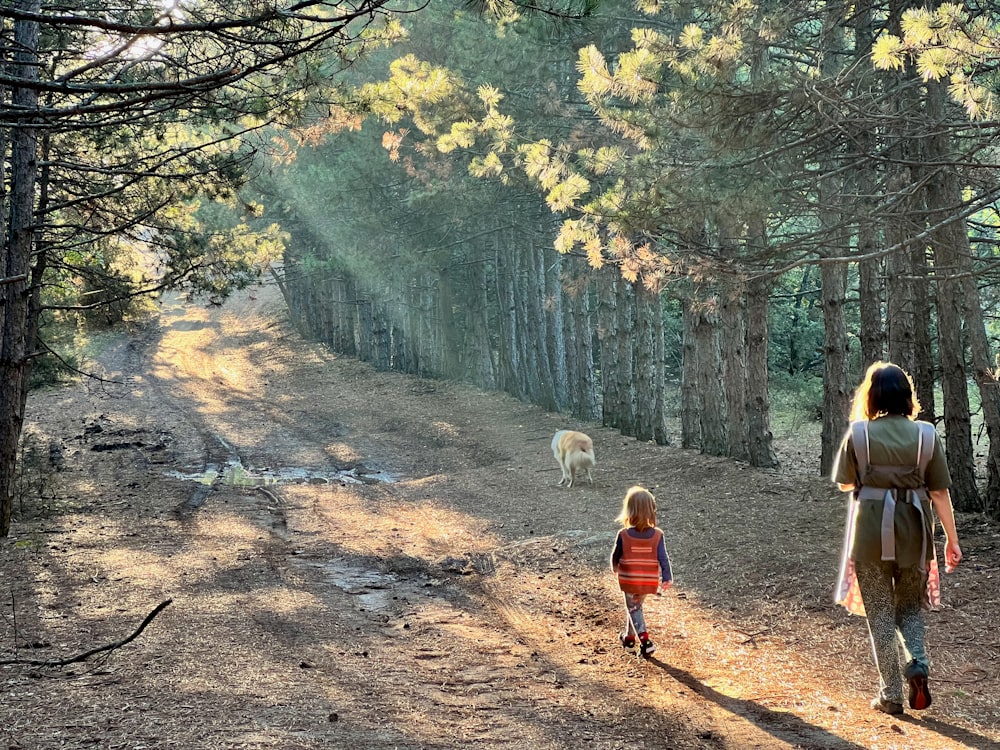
[2,284,999,750]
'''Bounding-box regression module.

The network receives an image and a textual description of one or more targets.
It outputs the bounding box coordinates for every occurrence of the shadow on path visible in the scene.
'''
[649,657,874,750]
[652,657,1000,749]
[916,716,1000,750]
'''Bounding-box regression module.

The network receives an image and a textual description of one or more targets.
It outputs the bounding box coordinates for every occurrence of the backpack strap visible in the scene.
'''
[850,420,870,476]
[913,421,937,571]
[916,421,935,479]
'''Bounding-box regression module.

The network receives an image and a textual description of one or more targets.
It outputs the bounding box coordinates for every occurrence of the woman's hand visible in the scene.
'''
[930,489,962,573]
[659,580,673,593]
[944,540,963,573]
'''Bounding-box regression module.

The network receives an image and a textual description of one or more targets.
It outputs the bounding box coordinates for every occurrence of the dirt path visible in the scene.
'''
[3,284,999,749]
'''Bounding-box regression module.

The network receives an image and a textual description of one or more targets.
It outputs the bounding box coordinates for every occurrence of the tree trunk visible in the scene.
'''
[0,2,39,537]
[651,289,667,445]
[596,271,622,430]
[911,244,936,421]
[858,256,883,368]
[494,234,518,396]
[568,270,599,421]
[680,297,699,449]
[634,285,667,444]
[719,282,748,461]
[787,266,811,375]
[925,82,980,511]
[530,234,557,411]
[341,276,358,356]
[615,281,638,436]
[817,9,852,476]
[932,248,979,511]
[746,275,778,468]
[965,285,1000,517]
[820,261,851,475]
[884,0,921,376]
[885,225,917,372]
[852,0,884,369]
[513,237,534,400]
[550,256,570,413]
[693,296,727,457]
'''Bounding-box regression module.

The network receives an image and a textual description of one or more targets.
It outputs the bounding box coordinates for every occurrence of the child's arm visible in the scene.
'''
[657,533,672,590]
[610,531,623,572]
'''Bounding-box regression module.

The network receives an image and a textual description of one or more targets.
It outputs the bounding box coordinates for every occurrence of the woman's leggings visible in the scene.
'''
[854,560,928,703]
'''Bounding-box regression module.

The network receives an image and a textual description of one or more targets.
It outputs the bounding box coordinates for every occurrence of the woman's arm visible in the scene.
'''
[929,488,963,573]
[832,430,858,491]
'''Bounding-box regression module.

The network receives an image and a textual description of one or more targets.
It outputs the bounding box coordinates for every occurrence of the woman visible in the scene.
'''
[832,361,963,715]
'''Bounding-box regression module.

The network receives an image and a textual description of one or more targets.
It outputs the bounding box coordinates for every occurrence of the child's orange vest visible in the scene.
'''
[617,528,662,594]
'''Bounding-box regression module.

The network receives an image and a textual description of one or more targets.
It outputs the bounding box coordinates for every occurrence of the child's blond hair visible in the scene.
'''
[616,486,657,531]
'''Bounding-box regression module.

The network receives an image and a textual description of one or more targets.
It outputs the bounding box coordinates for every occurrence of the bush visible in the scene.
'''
[768,371,824,435]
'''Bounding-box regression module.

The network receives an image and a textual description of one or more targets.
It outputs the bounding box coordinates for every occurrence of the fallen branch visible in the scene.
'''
[737,628,771,645]
[0,599,172,667]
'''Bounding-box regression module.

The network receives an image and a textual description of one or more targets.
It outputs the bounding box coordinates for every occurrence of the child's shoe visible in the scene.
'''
[638,632,657,656]
[619,632,636,649]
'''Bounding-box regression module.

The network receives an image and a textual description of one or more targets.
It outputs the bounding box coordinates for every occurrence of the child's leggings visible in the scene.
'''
[623,592,648,635]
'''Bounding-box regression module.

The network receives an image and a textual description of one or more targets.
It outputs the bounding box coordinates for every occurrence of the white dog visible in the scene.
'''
[551,430,596,487]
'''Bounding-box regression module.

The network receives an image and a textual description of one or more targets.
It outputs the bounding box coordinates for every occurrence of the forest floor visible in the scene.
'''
[2,282,1000,750]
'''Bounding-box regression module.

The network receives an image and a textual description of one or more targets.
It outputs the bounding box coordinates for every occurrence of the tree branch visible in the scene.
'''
[0,599,172,667]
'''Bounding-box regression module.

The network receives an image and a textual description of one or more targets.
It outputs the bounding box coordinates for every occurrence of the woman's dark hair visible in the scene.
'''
[850,361,920,421]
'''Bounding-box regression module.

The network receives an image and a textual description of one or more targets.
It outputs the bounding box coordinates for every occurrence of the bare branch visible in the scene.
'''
[0,599,173,667]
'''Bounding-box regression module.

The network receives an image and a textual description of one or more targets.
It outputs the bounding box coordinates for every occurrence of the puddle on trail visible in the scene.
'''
[167,458,397,487]
[310,559,444,613]
[318,559,400,611]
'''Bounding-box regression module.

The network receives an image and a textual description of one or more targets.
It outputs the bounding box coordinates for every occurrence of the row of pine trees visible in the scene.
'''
[249,1,1000,519]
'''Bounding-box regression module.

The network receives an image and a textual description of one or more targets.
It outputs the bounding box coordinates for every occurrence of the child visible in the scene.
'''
[610,485,673,656]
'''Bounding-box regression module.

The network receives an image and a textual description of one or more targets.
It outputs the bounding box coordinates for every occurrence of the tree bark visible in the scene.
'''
[817,7,852,476]
[911,244,936,421]
[596,271,622,430]
[549,255,570,413]
[634,284,667,444]
[746,275,778,467]
[615,281,638,437]
[964,282,1000,517]
[852,0,885,369]
[719,282,748,461]
[884,0,921,377]
[693,296,727,457]
[568,268,599,421]
[820,261,851,475]
[494,233,518,396]
[0,2,39,537]
[680,296,699,449]
[925,83,980,511]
